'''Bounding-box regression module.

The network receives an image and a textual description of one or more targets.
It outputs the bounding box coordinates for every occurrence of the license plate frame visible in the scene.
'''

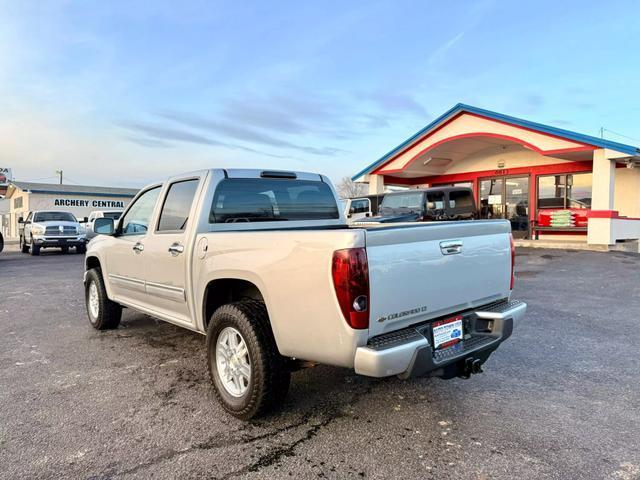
[432,315,464,350]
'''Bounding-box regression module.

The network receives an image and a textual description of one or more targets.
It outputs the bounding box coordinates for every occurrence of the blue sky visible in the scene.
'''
[1,0,639,187]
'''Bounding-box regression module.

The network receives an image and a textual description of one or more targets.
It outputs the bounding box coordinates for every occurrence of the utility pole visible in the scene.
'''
[600,127,604,139]
[55,170,63,184]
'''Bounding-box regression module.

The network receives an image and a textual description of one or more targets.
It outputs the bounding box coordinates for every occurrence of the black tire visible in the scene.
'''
[61,246,69,254]
[0,233,4,253]
[30,239,40,256]
[85,267,122,330]
[20,236,29,253]
[76,244,87,254]
[206,300,290,420]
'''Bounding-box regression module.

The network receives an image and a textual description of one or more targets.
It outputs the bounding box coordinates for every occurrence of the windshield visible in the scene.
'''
[33,212,77,222]
[380,192,424,212]
[102,212,122,220]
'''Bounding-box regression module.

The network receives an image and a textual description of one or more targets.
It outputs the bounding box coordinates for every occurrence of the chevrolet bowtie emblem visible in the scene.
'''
[59,225,64,233]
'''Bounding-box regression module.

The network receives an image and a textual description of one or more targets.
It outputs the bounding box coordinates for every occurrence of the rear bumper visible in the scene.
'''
[354,299,526,378]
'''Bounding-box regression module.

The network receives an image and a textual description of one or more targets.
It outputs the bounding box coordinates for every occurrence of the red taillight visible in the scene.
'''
[331,248,369,329]
[510,234,515,290]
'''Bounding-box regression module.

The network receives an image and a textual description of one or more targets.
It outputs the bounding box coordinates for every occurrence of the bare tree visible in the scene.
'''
[335,176,368,199]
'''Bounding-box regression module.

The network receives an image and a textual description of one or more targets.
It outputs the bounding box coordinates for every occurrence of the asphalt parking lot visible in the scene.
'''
[1,247,639,479]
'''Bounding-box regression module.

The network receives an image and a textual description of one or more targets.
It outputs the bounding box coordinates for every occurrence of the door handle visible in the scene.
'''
[440,240,463,255]
[132,242,144,253]
[168,243,184,256]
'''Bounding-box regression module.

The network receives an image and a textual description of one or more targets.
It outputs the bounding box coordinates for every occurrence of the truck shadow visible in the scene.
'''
[107,311,386,411]
[107,311,451,433]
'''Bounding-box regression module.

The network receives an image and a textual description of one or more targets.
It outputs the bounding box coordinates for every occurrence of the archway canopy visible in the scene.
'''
[352,103,640,183]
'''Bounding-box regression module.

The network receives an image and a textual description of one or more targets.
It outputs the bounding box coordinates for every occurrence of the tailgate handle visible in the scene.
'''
[440,240,463,255]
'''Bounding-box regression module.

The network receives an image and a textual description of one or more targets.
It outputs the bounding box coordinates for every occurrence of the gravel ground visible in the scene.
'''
[0,246,639,480]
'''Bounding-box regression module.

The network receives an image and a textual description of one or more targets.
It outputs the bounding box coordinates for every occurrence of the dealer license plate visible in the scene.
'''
[432,315,463,350]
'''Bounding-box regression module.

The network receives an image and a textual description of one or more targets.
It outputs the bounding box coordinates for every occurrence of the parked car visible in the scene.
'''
[359,186,477,224]
[86,210,123,240]
[19,211,87,255]
[343,194,385,223]
[84,169,525,419]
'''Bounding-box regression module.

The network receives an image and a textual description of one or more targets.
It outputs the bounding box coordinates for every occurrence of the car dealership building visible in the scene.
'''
[353,104,640,247]
[2,181,138,240]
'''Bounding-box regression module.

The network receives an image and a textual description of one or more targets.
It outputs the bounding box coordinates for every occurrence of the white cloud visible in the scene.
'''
[428,32,465,66]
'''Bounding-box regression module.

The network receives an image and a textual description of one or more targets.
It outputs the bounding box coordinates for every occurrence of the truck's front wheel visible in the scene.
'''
[20,236,29,253]
[30,240,40,256]
[206,300,290,420]
[85,268,122,330]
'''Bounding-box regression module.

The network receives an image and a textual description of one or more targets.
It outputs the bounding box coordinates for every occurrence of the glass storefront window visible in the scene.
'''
[537,175,565,209]
[537,173,591,209]
[567,173,592,209]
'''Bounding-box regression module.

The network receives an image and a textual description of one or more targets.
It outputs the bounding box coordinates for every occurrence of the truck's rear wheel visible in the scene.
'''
[206,300,290,420]
[85,268,122,330]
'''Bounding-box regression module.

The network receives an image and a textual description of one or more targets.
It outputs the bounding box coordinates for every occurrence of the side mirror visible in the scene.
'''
[83,217,89,223]
[18,217,24,223]
[94,217,115,235]
[349,207,355,214]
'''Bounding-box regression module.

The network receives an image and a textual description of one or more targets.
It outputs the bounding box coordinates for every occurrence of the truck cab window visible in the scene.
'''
[351,200,369,213]
[448,190,473,209]
[425,192,445,210]
[120,186,161,235]
[210,178,339,223]
[157,179,199,231]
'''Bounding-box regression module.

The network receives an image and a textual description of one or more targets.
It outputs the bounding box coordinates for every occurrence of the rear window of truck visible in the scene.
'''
[381,192,424,209]
[210,178,339,223]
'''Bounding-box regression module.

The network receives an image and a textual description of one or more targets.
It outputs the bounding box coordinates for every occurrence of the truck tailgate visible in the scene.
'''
[364,220,512,337]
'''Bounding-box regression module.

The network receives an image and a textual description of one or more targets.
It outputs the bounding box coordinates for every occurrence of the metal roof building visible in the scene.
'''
[2,181,139,240]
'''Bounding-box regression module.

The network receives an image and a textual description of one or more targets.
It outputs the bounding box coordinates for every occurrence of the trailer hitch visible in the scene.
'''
[460,357,484,379]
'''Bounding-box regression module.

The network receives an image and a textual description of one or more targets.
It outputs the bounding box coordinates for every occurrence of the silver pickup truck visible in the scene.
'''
[84,169,526,419]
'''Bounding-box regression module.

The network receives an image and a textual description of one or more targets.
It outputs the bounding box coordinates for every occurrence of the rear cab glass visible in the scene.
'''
[210,178,339,223]
[381,192,424,209]
[351,199,370,213]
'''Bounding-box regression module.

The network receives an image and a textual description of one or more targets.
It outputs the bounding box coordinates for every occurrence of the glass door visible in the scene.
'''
[480,176,529,238]
[505,177,529,238]
[479,178,504,219]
